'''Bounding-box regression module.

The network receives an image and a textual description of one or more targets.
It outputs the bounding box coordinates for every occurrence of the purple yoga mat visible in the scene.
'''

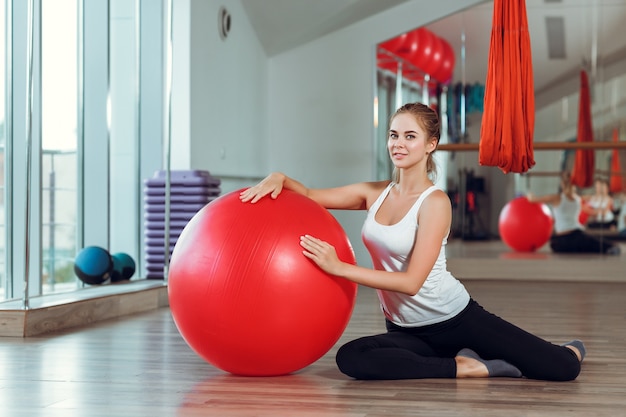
[144,211,197,221]
[145,245,176,255]
[144,185,221,196]
[144,230,182,240]
[145,253,174,263]
[144,170,221,187]
[146,273,164,279]
[144,202,207,213]
[144,194,214,204]
[144,219,190,229]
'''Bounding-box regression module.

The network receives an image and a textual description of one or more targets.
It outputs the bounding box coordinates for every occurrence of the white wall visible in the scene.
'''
[172,0,269,191]
[266,0,485,264]
[171,0,485,265]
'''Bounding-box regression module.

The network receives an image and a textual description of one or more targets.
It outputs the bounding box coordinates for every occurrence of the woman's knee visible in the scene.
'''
[525,350,581,381]
[554,350,582,381]
[335,341,364,379]
[547,361,580,381]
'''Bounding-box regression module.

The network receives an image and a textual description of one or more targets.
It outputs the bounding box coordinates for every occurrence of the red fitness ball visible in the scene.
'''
[168,189,358,376]
[498,197,554,252]
[409,28,436,75]
[433,38,455,83]
[579,200,590,225]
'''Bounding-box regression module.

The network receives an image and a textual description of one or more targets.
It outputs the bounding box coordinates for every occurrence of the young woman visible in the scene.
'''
[527,173,621,255]
[240,102,584,381]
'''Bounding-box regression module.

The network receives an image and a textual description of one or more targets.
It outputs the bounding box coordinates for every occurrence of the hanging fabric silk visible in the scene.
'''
[479,0,535,174]
[609,128,622,193]
[571,70,595,189]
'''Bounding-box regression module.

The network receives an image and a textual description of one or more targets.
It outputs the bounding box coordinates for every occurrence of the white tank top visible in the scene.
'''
[552,192,584,233]
[588,196,614,222]
[361,183,470,327]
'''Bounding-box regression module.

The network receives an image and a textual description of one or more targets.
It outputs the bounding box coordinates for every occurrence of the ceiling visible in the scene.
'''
[241,0,626,109]
[241,0,409,57]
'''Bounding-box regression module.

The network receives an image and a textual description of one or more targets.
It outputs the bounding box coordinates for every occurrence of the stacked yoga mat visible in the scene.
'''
[143,170,221,279]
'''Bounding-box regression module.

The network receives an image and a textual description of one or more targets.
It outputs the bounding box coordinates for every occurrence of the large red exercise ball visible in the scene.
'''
[433,38,455,83]
[498,197,554,252]
[379,30,418,61]
[421,35,444,78]
[377,52,398,73]
[393,30,419,60]
[168,189,358,377]
[579,199,590,225]
[379,33,407,54]
[410,28,437,75]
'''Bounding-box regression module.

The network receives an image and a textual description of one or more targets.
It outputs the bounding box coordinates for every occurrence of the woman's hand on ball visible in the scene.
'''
[300,235,344,276]
[240,173,285,203]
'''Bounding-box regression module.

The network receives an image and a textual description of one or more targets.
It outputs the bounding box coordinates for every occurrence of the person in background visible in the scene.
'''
[527,173,620,255]
[585,178,616,230]
[241,102,585,382]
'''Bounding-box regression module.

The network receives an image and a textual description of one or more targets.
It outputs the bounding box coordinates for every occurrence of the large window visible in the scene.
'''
[41,0,79,294]
[0,0,165,303]
[1,0,7,300]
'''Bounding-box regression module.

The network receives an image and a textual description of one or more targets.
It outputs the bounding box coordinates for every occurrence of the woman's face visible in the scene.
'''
[595,180,603,193]
[561,176,573,193]
[594,180,610,195]
[387,113,434,170]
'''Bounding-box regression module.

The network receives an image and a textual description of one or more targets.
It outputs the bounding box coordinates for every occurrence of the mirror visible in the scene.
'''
[375,0,626,262]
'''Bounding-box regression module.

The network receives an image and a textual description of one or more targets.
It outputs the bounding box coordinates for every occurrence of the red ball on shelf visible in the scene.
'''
[499,197,554,252]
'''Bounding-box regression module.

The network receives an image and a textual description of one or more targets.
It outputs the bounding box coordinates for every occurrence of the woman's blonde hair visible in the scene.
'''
[389,102,440,183]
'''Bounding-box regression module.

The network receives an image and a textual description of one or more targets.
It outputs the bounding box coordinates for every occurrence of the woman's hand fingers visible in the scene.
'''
[300,235,341,275]
[300,234,324,253]
[239,181,283,203]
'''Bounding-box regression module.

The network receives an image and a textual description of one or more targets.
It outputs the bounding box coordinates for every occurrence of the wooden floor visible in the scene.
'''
[0,240,623,415]
[446,239,626,282]
[1,275,625,416]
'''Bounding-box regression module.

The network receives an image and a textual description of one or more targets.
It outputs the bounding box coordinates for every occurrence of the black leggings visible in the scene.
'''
[550,229,617,253]
[335,299,580,381]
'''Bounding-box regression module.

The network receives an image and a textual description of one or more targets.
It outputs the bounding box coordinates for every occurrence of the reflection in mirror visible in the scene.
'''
[375,0,626,261]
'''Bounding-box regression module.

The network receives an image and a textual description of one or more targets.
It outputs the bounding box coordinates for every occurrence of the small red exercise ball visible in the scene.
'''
[498,197,554,252]
[168,189,358,376]
[579,200,590,225]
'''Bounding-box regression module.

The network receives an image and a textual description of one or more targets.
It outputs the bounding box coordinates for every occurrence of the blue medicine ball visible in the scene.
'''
[74,246,113,285]
[111,252,136,282]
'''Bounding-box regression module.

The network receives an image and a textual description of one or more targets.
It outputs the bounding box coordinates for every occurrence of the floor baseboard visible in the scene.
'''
[0,280,169,337]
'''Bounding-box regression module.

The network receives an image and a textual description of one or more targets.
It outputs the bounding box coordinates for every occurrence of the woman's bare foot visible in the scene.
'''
[455,349,522,378]
[455,355,489,378]
[563,340,586,362]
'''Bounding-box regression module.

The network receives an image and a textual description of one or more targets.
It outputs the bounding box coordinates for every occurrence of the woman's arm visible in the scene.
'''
[300,190,451,295]
[527,192,560,206]
[240,172,389,210]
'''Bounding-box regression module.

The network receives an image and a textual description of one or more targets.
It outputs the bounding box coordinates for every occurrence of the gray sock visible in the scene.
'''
[457,348,522,378]
[562,339,586,361]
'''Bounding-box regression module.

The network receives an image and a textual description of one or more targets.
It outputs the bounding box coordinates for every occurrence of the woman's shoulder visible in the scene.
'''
[420,188,452,211]
[364,180,392,194]
[355,180,392,208]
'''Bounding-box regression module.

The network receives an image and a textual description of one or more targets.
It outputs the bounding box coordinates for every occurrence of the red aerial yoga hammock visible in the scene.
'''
[479,0,535,174]
[570,70,595,189]
[609,127,623,193]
